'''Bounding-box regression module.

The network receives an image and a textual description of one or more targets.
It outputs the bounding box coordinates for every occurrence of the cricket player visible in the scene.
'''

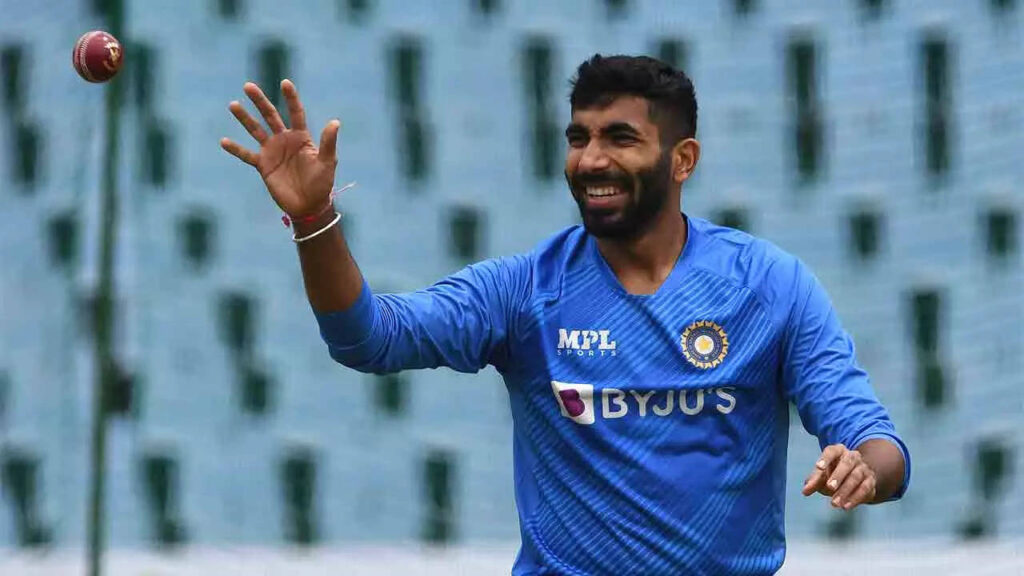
[221,54,910,575]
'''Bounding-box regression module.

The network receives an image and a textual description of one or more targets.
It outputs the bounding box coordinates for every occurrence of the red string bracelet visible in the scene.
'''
[281,181,357,228]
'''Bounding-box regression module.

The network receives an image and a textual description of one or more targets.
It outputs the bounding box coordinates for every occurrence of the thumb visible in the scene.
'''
[318,119,341,163]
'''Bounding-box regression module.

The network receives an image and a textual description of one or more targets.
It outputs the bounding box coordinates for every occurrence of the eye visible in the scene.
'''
[566,134,587,148]
[612,133,638,145]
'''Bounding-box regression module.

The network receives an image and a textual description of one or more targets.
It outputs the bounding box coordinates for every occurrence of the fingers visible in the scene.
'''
[801,466,828,496]
[220,137,258,167]
[831,465,864,507]
[804,444,878,511]
[802,444,845,497]
[228,101,269,144]
[832,465,876,510]
[840,475,877,511]
[818,444,847,470]
[319,119,341,164]
[826,448,861,496]
[281,79,307,132]
[244,82,287,134]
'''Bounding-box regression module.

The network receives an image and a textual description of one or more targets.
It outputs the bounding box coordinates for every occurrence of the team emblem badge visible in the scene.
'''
[680,320,729,369]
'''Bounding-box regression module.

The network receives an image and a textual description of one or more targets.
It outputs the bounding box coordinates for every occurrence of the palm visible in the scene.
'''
[221,80,341,218]
[258,130,334,216]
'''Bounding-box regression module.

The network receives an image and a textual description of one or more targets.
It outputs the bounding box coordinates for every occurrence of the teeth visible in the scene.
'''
[586,186,621,197]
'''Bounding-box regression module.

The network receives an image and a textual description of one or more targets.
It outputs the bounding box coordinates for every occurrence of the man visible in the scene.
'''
[221,55,909,575]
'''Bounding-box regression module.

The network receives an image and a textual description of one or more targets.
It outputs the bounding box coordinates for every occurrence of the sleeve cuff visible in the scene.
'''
[313,278,376,348]
[856,432,911,501]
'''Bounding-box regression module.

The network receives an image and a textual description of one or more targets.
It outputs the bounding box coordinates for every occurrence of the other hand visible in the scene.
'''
[801,443,877,511]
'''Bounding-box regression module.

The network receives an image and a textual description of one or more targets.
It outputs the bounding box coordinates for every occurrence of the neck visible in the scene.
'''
[594,206,687,295]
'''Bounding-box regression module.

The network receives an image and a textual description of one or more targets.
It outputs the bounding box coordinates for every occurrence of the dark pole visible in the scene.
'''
[87,1,125,575]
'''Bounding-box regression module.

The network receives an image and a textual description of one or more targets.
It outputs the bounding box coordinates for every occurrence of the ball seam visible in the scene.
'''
[77,31,100,83]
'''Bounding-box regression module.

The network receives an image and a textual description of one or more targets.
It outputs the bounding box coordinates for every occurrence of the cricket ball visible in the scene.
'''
[73,30,123,83]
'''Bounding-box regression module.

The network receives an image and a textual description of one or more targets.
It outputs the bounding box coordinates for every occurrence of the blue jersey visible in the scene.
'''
[316,215,911,575]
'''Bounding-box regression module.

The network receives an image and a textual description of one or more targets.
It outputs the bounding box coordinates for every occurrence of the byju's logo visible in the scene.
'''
[551,380,736,426]
[551,381,596,425]
[556,329,617,357]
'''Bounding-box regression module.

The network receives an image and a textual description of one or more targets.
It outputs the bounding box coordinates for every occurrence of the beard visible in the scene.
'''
[567,151,674,241]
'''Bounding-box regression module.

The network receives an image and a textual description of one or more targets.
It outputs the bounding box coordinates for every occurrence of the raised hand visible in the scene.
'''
[220,79,341,218]
[801,443,878,511]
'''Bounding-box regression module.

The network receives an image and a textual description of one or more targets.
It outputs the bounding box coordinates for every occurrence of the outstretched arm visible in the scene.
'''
[317,255,532,374]
[221,79,361,314]
[221,80,531,374]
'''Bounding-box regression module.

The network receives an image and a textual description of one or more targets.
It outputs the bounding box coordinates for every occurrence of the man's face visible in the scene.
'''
[564,96,674,240]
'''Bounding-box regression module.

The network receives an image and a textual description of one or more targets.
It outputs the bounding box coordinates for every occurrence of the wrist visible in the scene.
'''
[280,181,358,231]
[283,198,332,226]
[856,438,906,502]
[293,207,340,237]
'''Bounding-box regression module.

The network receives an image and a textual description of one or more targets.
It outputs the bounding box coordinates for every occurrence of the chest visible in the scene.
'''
[523,277,780,394]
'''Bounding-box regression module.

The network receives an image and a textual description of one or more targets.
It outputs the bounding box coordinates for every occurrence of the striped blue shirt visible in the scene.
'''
[316,215,910,575]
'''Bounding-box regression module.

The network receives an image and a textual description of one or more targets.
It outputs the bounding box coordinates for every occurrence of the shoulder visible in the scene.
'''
[528,224,589,263]
[687,216,806,313]
[450,225,585,302]
[521,224,590,300]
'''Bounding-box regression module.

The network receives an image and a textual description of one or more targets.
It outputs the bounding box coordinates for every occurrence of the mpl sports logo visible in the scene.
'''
[551,380,737,425]
[556,328,617,358]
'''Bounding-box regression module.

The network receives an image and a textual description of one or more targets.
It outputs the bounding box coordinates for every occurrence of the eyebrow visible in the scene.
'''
[565,121,643,139]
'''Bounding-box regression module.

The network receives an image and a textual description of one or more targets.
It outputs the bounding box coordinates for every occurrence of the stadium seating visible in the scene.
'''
[0,0,1020,549]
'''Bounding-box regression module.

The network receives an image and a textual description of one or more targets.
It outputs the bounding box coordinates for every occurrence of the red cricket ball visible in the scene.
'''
[72,30,124,83]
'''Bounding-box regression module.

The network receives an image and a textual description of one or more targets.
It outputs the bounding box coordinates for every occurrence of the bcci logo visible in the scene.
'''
[680,320,729,370]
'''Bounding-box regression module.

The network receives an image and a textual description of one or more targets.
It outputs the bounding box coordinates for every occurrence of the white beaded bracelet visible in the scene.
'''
[292,211,341,244]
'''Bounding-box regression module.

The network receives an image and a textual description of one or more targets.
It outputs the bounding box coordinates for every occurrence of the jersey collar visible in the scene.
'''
[585,212,697,299]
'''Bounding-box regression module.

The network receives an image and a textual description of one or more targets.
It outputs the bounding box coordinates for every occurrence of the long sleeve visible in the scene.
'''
[779,258,911,500]
[313,255,532,375]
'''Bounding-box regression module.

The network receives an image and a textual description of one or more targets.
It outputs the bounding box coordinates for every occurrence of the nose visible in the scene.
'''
[576,139,611,173]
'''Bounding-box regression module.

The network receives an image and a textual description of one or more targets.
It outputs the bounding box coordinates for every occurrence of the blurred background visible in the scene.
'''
[0,0,1022,574]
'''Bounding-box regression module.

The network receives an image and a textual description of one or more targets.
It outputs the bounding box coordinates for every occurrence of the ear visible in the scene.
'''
[672,138,701,184]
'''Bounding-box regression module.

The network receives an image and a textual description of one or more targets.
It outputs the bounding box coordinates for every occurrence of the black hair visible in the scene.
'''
[569,54,698,147]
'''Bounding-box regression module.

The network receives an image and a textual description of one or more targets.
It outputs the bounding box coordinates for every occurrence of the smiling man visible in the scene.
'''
[221,54,910,575]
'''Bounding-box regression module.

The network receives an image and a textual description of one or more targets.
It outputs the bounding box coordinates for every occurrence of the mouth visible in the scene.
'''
[581,184,628,209]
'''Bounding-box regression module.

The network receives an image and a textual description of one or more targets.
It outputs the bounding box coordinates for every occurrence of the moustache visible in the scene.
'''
[570,171,633,190]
